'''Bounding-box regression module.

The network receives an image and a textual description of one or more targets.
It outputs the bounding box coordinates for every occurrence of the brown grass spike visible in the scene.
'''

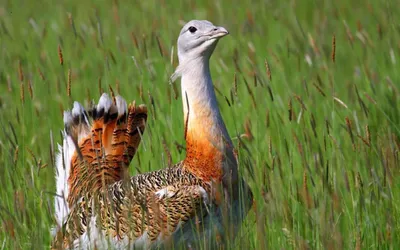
[253,72,257,87]
[38,67,45,81]
[148,91,156,120]
[365,125,371,146]
[26,147,38,167]
[364,93,376,104]
[356,172,363,189]
[13,146,19,165]
[313,83,326,97]
[288,98,293,121]
[130,32,139,50]
[109,85,116,103]
[325,119,330,135]
[67,69,71,97]
[233,48,241,73]
[303,171,312,209]
[293,131,303,156]
[28,80,33,99]
[308,33,320,55]
[268,136,272,158]
[345,117,355,150]
[172,81,179,100]
[243,77,256,108]
[294,94,307,111]
[357,135,370,147]
[58,44,63,65]
[265,59,272,81]
[155,35,166,57]
[20,83,24,104]
[310,114,317,138]
[224,96,231,106]
[243,118,253,141]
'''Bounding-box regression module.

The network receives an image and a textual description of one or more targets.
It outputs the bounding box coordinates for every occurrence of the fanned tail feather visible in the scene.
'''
[55,102,91,226]
[55,94,147,226]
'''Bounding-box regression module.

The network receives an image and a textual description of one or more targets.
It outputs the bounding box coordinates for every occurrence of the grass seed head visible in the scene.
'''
[365,125,371,145]
[265,59,272,81]
[67,69,71,97]
[28,80,33,99]
[58,44,63,65]
[20,82,24,104]
[288,98,293,121]
[13,146,19,165]
[37,67,45,81]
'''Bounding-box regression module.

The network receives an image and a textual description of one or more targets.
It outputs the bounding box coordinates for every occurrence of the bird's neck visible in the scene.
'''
[179,57,237,183]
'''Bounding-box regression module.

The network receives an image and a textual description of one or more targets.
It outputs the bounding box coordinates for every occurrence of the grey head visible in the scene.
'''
[177,20,229,62]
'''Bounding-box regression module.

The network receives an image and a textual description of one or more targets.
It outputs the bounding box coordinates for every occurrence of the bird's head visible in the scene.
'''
[177,20,229,62]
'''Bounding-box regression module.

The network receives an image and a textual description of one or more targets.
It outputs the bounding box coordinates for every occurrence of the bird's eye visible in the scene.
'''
[188,26,197,33]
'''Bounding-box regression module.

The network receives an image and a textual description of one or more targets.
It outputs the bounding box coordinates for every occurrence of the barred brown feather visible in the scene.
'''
[67,103,147,209]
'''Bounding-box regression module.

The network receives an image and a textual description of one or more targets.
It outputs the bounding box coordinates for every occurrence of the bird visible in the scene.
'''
[52,20,253,249]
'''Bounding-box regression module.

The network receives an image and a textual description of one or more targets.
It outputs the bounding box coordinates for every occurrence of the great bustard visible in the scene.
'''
[52,20,253,249]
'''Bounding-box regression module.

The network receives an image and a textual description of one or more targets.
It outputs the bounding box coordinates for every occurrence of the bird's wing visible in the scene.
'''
[55,93,147,222]
[51,166,211,249]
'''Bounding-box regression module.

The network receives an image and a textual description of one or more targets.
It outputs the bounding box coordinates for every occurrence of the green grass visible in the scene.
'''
[1,0,400,249]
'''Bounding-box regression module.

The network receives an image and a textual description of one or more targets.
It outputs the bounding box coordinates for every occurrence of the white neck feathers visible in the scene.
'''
[179,57,231,147]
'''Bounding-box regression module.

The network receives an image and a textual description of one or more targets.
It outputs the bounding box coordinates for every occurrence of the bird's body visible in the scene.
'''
[56,163,212,249]
[52,20,252,249]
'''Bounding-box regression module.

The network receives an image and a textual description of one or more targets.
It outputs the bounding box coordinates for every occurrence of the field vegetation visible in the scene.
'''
[0,0,399,249]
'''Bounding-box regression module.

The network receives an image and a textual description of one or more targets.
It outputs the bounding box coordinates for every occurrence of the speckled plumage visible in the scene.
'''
[53,163,214,249]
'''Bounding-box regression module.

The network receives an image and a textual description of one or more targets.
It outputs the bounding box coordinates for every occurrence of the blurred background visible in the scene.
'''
[0,0,399,249]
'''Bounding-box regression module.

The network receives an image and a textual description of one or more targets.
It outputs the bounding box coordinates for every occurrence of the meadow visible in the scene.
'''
[1,0,400,249]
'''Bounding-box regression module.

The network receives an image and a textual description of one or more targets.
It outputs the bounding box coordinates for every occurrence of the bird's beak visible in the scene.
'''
[208,26,229,40]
